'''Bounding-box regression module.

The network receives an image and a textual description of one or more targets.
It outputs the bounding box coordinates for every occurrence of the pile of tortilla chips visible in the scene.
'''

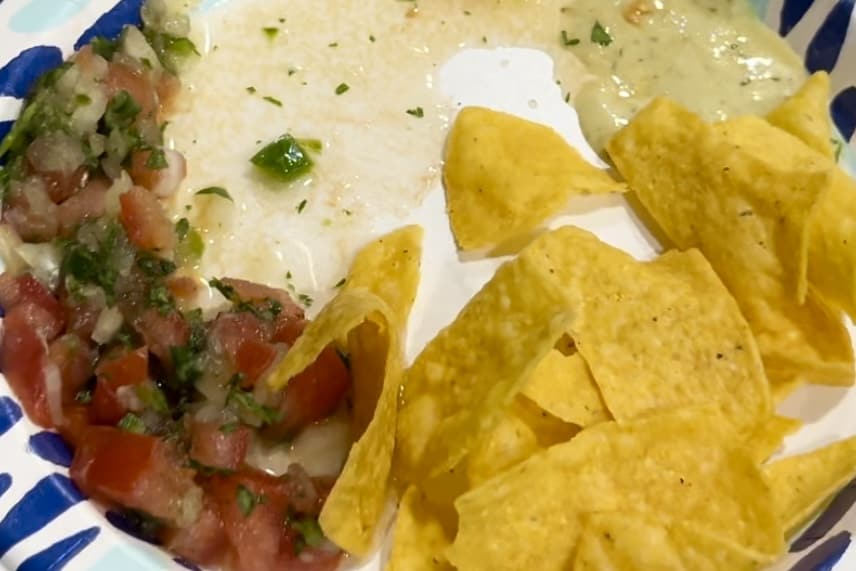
[267,72,856,571]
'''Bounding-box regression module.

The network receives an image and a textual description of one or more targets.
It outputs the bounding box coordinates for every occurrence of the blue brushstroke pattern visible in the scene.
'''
[0,474,84,557]
[791,477,856,552]
[789,531,852,571]
[17,527,100,571]
[806,0,854,73]
[0,396,23,438]
[0,474,11,498]
[780,0,815,35]
[0,45,63,99]
[0,120,13,146]
[106,510,161,545]
[74,0,145,50]
[29,432,74,468]
[832,86,856,142]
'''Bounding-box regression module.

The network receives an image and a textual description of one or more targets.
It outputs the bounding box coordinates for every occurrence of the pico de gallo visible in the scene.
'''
[0,3,350,570]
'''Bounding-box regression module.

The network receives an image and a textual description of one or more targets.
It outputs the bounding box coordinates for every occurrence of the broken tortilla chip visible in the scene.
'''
[747,415,802,464]
[767,72,834,159]
[443,106,624,253]
[385,486,456,571]
[607,98,854,387]
[765,436,856,538]
[448,407,783,571]
[395,240,575,482]
[523,226,771,434]
[573,512,770,571]
[520,349,610,427]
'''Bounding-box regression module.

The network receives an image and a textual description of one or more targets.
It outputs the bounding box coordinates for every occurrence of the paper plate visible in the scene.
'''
[0,0,855,570]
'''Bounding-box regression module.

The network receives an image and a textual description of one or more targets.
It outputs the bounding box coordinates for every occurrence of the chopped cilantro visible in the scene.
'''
[334,278,346,288]
[136,252,177,277]
[147,283,175,314]
[227,379,282,425]
[251,134,313,182]
[406,107,424,118]
[75,93,92,106]
[291,516,324,552]
[334,82,350,95]
[246,86,257,94]
[262,95,283,107]
[195,186,233,201]
[136,384,169,413]
[369,34,376,42]
[60,221,124,304]
[591,21,612,46]
[220,421,240,435]
[104,91,141,131]
[833,138,844,162]
[210,277,239,302]
[236,484,265,517]
[145,147,169,170]
[90,36,119,60]
[175,218,190,240]
[263,27,279,39]
[287,68,297,76]
[296,199,308,213]
[297,138,323,153]
[328,42,339,47]
[118,413,147,434]
[75,388,93,404]
[298,293,313,307]
[560,30,580,46]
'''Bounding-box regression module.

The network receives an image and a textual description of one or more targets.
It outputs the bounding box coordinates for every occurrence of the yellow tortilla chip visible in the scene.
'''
[395,244,575,482]
[385,486,455,571]
[748,415,803,464]
[268,290,400,556]
[465,404,542,487]
[448,407,783,571]
[523,226,771,434]
[765,436,856,537]
[520,349,610,427]
[345,225,423,324]
[443,106,624,253]
[573,512,770,571]
[805,168,856,321]
[344,226,423,435]
[767,72,834,159]
[607,98,853,386]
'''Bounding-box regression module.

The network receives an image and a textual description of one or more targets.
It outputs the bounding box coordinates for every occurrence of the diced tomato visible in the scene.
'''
[0,273,65,337]
[163,500,227,567]
[63,297,102,340]
[129,149,186,198]
[0,304,54,426]
[48,333,95,403]
[166,275,200,301]
[119,186,175,252]
[70,427,200,525]
[189,420,252,470]
[235,340,279,387]
[57,404,92,448]
[90,347,149,424]
[133,309,189,364]
[271,315,308,346]
[105,62,158,120]
[267,347,351,438]
[57,178,109,236]
[220,278,302,309]
[3,177,59,242]
[209,312,270,361]
[156,73,181,119]
[25,135,88,203]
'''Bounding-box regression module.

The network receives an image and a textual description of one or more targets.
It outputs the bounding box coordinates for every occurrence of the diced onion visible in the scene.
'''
[26,133,85,175]
[177,486,203,528]
[17,242,61,291]
[91,306,124,345]
[116,385,144,411]
[43,358,64,427]
[104,171,133,216]
[0,224,29,276]
[142,0,190,37]
[121,26,163,75]
[247,415,352,477]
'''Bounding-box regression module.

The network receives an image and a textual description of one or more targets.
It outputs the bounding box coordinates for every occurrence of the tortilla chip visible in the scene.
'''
[465,404,542,487]
[520,349,610,427]
[395,244,575,482]
[523,226,771,434]
[748,415,802,464]
[265,290,399,555]
[344,226,423,435]
[345,225,423,324]
[767,72,834,159]
[804,168,856,321]
[448,407,782,571]
[385,486,456,571]
[607,98,853,386]
[443,106,624,253]
[573,512,769,571]
[765,436,856,537]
